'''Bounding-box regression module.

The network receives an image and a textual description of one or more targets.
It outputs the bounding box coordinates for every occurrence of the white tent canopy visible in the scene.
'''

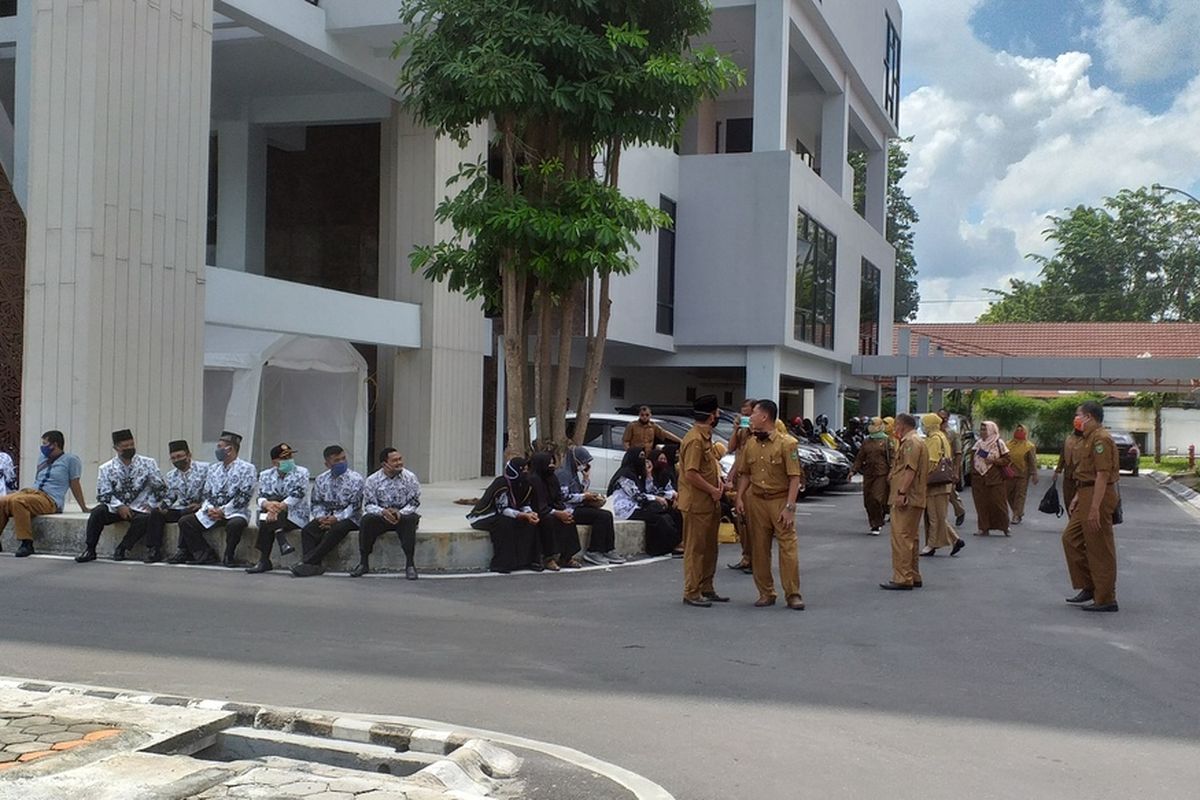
[203,324,369,477]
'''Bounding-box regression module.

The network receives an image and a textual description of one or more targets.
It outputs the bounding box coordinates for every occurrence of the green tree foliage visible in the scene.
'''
[977,392,1044,435]
[1031,393,1104,454]
[396,0,741,454]
[850,138,920,322]
[980,188,1200,323]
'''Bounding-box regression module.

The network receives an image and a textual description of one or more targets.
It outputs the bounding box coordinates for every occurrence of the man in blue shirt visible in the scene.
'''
[0,430,89,557]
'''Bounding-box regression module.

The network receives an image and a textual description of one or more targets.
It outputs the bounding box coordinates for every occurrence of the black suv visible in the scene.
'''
[1110,432,1140,475]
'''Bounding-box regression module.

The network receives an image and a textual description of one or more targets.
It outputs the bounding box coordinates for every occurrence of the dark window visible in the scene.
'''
[656,196,677,335]
[723,391,734,407]
[794,210,837,350]
[0,1,16,18]
[206,135,218,265]
[724,118,753,153]
[607,423,627,449]
[859,259,881,355]
[610,377,626,400]
[566,420,606,450]
[884,14,902,128]
[686,386,697,403]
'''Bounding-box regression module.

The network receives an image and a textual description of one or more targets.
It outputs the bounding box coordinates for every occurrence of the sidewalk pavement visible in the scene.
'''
[0,678,668,800]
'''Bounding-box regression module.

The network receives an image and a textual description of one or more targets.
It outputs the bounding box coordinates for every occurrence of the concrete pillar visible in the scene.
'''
[215,119,267,273]
[814,378,843,429]
[11,0,32,209]
[895,376,911,415]
[820,92,850,199]
[914,382,929,414]
[864,146,887,233]
[931,386,944,412]
[858,389,881,418]
[377,104,487,482]
[752,0,789,152]
[745,346,782,406]
[20,0,212,489]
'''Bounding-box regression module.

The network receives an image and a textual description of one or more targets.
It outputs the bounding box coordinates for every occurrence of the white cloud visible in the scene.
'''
[897,0,1200,323]
[1088,0,1200,86]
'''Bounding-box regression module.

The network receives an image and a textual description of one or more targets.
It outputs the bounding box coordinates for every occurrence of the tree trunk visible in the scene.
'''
[534,287,553,450]
[550,291,577,453]
[500,117,529,459]
[1154,394,1163,464]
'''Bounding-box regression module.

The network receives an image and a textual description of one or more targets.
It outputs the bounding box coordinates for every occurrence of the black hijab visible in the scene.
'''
[608,447,646,496]
[527,451,564,512]
[555,446,592,496]
[469,457,531,519]
[651,449,676,490]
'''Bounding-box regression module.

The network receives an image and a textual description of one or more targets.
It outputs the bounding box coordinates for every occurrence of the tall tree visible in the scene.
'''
[396,0,740,456]
[851,137,920,322]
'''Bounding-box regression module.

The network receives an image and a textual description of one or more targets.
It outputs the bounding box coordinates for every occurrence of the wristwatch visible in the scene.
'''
[784,503,796,511]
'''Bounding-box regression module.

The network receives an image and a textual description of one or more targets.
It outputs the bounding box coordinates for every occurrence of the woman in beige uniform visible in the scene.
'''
[920,413,964,556]
[1005,424,1039,524]
[971,421,1012,536]
[849,417,890,535]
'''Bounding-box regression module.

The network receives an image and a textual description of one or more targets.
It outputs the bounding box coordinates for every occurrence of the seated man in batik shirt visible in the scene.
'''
[173,430,257,566]
[145,439,209,563]
[76,429,165,564]
[343,448,421,580]
[280,445,364,577]
[246,443,313,573]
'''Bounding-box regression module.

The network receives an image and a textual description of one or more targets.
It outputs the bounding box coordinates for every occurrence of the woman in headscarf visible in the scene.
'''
[971,421,1012,536]
[849,416,891,535]
[919,413,965,556]
[609,447,682,556]
[527,452,583,570]
[467,457,543,573]
[650,447,678,498]
[1005,424,1039,525]
[556,446,623,565]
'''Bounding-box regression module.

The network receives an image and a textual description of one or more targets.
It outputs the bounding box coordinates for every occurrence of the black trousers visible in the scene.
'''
[146,508,188,550]
[474,515,542,573]
[178,514,248,558]
[85,506,150,549]
[254,518,300,559]
[571,505,615,553]
[299,518,360,566]
[537,515,581,561]
[358,513,418,565]
[631,507,681,556]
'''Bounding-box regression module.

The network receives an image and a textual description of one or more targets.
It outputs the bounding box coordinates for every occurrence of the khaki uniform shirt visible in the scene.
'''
[623,420,671,454]
[676,425,720,513]
[888,431,930,509]
[1057,434,1082,479]
[735,431,803,498]
[851,438,890,477]
[1074,426,1119,486]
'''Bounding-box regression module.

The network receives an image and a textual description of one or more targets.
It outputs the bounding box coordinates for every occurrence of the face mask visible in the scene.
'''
[1014,431,1026,441]
[40,444,54,458]
[278,459,295,474]
[119,448,136,460]
[753,430,771,441]
[1072,416,1084,433]
[172,459,190,471]
[215,447,229,462]
[331,461,349,477]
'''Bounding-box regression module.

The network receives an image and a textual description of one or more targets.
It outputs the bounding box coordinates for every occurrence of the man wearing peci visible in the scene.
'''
[146,440,209,563]
[1060,401,1121,613]
[173,431,257,566]
[264,445,363,576]
[0,430,89,557]
[76,429,165,563]
[678,395,729,608]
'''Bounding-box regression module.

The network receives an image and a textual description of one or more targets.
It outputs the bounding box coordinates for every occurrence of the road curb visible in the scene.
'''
[0,676,674,799]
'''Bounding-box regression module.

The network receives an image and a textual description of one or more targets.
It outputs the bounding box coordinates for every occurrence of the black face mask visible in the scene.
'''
[172,459,190,471]
[119,448,136,461]
[753,430,771,441]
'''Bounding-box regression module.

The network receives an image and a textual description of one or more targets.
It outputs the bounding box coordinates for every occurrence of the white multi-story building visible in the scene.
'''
[0,0,898,484]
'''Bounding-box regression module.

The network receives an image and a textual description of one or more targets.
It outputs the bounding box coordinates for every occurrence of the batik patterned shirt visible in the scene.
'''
[163,461,210,511]
[199,458,258,520]
[97,454,165,514]
[311,469,365,523]
[0,452,15,494]
[257,465,311,527]
[363,468,421,516]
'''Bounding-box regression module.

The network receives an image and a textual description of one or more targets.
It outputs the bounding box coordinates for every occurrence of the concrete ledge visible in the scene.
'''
[1,514,648,573]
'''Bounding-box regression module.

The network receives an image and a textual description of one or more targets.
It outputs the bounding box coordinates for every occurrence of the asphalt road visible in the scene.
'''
[2,476,1198,799]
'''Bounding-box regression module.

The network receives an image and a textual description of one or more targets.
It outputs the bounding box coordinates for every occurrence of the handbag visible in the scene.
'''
[927,457,956,486]
[1038,480,1063,517]
[1000,463,1017,480]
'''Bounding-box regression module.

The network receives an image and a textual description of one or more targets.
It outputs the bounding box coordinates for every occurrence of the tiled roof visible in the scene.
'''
[894,323,1200,359]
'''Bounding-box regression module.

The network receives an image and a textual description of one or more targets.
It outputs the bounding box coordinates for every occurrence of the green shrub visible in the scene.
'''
[1031,393,1105,453]
[977,392,1044,435]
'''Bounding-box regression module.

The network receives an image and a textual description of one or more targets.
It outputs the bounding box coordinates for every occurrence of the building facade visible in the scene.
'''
[0,0,899,487]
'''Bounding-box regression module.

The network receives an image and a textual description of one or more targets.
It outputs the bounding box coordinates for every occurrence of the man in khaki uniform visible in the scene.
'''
[678,395,727,607]
[881,413,929,590]
[1055,424,1085,510]
[725,397,757,571]
[1061,401,1121,612]
[938,408,966,526]
[735,399,805,610]
[622,406,681,455]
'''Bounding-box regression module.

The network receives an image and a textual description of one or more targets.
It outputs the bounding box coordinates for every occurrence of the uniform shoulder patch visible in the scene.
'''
[1094,444,1105,454]
[790,450,799,461]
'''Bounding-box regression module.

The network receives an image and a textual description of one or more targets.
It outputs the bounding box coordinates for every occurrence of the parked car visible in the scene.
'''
[1110,431,1140,475]
[529,412,687,488]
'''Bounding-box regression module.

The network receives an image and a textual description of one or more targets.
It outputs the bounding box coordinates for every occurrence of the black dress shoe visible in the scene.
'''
[955,513,966,526]
[912,580,924,588]
[1066,590,1094,604]
[190,549,219,565]
[951,539,966,556]
[349,562,368,578]
[74,549,97,563]
[15,540,35,557]
[1080,602,1119,612]
[528,562,545,572]
[222,553,241,568]
[879,581,913,591]
[112,546,127,562]
[290,563,325,577]
[143,547,162,564]
[702,592,730,602]
[683,597,713,607]
[245,560,272,574]
[740,565,754,575]
[919,547,936,557]
[279,542,296,556]
[405,565,419,581]
[167,549,190,564]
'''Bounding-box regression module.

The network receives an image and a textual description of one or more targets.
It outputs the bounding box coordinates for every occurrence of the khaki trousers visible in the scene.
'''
[0,490,58,540]
[1062,476,1078,512]
[682,504,720,600]
[1006,477,1030,519]
[949,485,965,517]
[890,505,923,586]
[1061,486,1119,605]
[923,488,958,548]
[747,495,801,601]
[862,475,888,529]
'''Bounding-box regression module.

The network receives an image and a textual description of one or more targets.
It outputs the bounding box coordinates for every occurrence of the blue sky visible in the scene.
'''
[898,0,1200,321]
